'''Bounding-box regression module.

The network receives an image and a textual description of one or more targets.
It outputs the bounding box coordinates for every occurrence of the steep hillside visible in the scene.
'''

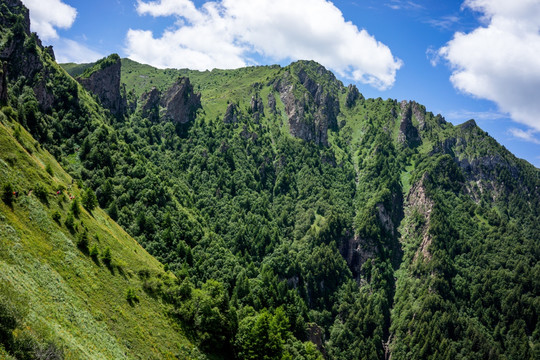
[67,55,540,359]
[0,2,206,359]
[1,0,538,359]
[0,111,202,359]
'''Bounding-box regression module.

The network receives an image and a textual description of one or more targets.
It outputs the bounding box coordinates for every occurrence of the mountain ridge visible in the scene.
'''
[1,0,538,358]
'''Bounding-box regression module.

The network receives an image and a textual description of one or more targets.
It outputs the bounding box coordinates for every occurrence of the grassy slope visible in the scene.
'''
[120,58,283,119]
[0,114,202,359]
[59,62,94,78]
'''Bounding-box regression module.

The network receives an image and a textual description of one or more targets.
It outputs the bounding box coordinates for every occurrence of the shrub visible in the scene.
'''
[2,183,14,207]
[45,163,53,176]
[13,125,21,142]
[1,106,17,121]
[64,212,75,232]
[77,230,89,253]
[89,244,99,260]
[71,198,80,218]
[52,211,61,224]
[0,298,18,351]
[34,183,48,205]
[81,188,97,212]
[126,288,139,304]
[102,247,112,267]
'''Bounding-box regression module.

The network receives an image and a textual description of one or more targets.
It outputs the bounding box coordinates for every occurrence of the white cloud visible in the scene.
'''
[508,128,540,145]
[426,15,460,30]
[439,0,540,132]
[445,109,508,122]
[51,38,104,64]
[127,0,403,90]
[22,0,77,40]
[385,1,424,11]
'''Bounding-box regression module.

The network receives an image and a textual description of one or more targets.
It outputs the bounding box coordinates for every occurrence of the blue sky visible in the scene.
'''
[22,0,540,167]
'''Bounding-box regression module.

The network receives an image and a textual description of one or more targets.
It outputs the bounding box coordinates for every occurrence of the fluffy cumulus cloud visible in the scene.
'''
[439,0,540,134]
[126,0,403,90]
[508,128,540,145]
[22,0,77,40]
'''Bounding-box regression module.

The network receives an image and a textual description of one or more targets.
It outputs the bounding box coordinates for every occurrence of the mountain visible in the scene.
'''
[0,107,205,359]
[2,0,539,359]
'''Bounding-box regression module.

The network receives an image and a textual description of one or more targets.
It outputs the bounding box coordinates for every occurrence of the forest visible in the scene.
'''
[0,1,539,358]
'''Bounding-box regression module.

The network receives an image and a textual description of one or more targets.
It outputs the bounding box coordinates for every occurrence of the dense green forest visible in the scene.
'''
[1,1,539,358]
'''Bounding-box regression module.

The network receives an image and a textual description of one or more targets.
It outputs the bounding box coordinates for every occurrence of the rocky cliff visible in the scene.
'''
[223,102,240,124]
[139,86,160,122]
[0,0,55,110]
[160,77,201,124]
[345,84,362,108]
[0,61,7,103]
[397,100,421,147]
[274,61,341,146]
[78,54,126,116]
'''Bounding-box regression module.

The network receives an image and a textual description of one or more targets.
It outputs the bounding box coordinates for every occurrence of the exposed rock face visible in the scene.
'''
[250,94,264,121]
[431,137,457,157]
[398,101,421,147]
[0,62,7,103]
[345,84,362,108]
[340,197,403,281]
[44,46,55,61]
[78,56,125,116]
[307,323,324,353]
[0,0,31,35]
[405,175,434,262]
[411,101,426,130]
[459,118,477,131]
[140,87,161,122]
[377,203,396,237]
[223,103,240,124]
[435,113,446,125]
[276,65,340,146]
[33,77,54,110]
[339,234,377,281]
[0,0,57,111]
[160,77,201,124]
[267,92,277,115]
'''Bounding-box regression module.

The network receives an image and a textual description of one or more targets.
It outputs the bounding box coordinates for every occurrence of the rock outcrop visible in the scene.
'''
[78,55,126,116]
[398,101,421,147]
[267,92,277,115]
[160,77,201,124]
[249,94,264,121]
[345,84,362,108]
[140,87,161,122]
[33,76,54,110]
[0,0,56,111]
[339,233,378,281]
[275,62,341,146]
[223,103,240,124]
[459,118,477,131]
[0,0,31,35]
[0,62,7,104]
[405,175,435,262]
[411,101,426,130]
